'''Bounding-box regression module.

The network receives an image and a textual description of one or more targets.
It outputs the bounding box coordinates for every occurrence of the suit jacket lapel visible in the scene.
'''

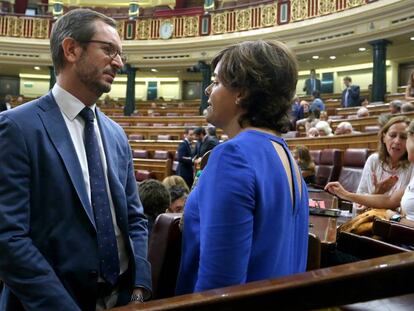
[37,93,96,229]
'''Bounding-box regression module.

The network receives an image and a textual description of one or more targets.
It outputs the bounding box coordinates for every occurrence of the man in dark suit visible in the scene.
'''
[200,126,219,157]
[0,94,12,112]
[176,128,195,188]
[303,69,321,95]
[341,76,360,107]
[0,9,151,310]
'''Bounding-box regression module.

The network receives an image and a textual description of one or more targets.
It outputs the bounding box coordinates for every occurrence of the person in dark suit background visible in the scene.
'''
[341,76,360,107]
[200,126,219,156]
[176,127,195,188]
[303,69,321,95]
[0,9,151,310]
[0,94,13,112]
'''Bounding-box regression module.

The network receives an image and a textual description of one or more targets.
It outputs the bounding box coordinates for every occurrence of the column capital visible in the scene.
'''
[369,39,392,47]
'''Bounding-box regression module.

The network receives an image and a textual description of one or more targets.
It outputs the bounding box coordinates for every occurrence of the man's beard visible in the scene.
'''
[76,53,112,96]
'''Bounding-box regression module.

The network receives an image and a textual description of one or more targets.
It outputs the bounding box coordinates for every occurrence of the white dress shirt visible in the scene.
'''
[52,84,128,278]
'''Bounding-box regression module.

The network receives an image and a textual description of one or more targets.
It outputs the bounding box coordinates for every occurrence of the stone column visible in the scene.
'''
[124,64,137,116]
[369,39,391,102]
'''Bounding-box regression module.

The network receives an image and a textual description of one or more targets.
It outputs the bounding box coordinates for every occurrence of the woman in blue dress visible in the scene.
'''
[176,40,309,295]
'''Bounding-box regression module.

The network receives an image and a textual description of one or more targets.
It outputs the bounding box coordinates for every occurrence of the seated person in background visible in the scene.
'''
[162,175,190,193]
[296,109,320,132]
[334,121,355,135]
[294,145,315,184]
[290,95,303,129]
[355,116,414,213]
[307,127,319,138]
[138,179,171,235]
[319,110,328,122]
[402,102,414,113]
[177,40,309,295]
[389,100,402,114]
[378,113,393,127]
[357,106,370,118]
[325,119,414,226]
[405,70,414,102]
[0,94,12,112]
[360,97,369,106]
[315,120,333,136]
[309,90,325,112]
[16,95,24,105]
[166,185,188,213]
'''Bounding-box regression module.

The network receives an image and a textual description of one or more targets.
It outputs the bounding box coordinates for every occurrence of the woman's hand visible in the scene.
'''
[325,182,350,200]
[372,173,398,194]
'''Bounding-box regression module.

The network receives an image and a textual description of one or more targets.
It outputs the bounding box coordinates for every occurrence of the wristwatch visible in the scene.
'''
[130,292,144,303]
[390,214,402,222]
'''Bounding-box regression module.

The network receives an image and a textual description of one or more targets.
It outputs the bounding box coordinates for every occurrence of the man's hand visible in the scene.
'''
[129,288,145,305]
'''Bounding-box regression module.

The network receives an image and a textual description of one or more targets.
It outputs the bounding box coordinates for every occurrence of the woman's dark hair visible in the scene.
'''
[211,40,298,133]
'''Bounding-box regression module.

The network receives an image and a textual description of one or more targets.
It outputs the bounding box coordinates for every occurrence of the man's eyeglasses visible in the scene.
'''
[79,40,127,63]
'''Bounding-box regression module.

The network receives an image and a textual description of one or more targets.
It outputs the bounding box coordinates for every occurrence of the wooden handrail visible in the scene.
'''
[110,252,414,311]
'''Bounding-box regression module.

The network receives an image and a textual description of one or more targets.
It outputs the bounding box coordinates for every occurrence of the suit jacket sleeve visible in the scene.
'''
[349,85,360,99]
[303,79,309,92]
[195,143,255,291]
[178,142,192,164]
[124,141,152,293]
[0,115,80,311]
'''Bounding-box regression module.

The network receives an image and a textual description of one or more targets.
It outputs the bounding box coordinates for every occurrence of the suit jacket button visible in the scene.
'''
[89,270,98,279]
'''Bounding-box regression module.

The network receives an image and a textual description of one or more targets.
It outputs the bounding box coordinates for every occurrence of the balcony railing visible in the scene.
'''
[0,0,373,41]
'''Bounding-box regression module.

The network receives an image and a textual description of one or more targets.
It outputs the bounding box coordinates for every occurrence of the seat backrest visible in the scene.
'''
[314,149,342,187]
[148,213,182,299]
[309,150,321,165]
[281,131,298,138]
[135,169,155,181]
[307,233,321,271]
[129,134,144,140]
[365,125,381,132]
[157,134,172,140]
[373,219,414,248]
[133,149,149,159]
[338,148,369,192]
[153,150,170,160]
[337,232,409,260]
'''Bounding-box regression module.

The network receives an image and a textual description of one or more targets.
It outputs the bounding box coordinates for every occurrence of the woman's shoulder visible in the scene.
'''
[366,152,380,163]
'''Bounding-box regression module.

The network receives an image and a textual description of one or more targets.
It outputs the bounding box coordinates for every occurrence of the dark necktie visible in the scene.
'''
[79,107,119,286]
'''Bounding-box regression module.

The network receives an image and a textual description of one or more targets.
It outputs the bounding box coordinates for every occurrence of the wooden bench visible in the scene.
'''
[110,252,414,310]
[133,158,172,181]
[286,132,378,151]
[111,116,207,127]
[335,103,390,117]
[329,111,414,132]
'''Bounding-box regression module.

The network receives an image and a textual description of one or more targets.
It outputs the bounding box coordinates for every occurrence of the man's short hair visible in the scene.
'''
[50,9,116,75]
[193,127,206,136]
[402,102,414,113]
[138,179,170,220]
[169,185,187,204]
[207,126,216,136]
[343,76,352,82]
[356,107,369,118]
[390,100,402,112]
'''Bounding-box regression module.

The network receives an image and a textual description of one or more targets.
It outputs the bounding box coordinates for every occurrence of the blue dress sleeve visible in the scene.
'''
[195,142,255,291]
